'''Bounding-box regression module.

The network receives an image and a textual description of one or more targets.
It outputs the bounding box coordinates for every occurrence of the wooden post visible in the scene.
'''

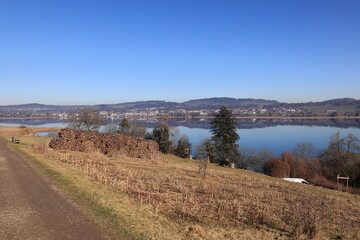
[337,174,350,193]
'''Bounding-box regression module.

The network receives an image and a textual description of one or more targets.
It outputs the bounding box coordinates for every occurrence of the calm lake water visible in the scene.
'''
[1,118,360,156]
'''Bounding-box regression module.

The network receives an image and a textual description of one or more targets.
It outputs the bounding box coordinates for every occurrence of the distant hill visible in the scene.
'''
[0,97,359,115]
[91,97,282,112]
[97,100,179,111]
[181,97,280,109]
[0,103,86,114]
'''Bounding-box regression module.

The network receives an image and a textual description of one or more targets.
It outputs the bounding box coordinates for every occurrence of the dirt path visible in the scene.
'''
[0,139,108,240]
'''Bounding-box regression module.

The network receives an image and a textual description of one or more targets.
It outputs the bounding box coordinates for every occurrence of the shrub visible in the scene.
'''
[263,158,290,178]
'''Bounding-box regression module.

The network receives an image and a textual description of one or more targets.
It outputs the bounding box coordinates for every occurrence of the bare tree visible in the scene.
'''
[104,124,118,135]
[119,118,147,138]
[237,147,275,172]
[195,138,217,161]
[195,139,210,160]
[128,120,147,138]
[292,142,315,161]
[344,133,360,153]
[66,108,105,131]
[195,139,210,178]
[238,147,257,169]
[320,131,360,186]
[257,148,276,173]
[169,127,180,148]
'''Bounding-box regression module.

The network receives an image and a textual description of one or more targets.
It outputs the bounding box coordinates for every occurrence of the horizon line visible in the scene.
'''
[0,97,359,107]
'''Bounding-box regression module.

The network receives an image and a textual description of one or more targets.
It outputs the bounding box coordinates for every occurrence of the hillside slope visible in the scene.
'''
[7,135,360,240]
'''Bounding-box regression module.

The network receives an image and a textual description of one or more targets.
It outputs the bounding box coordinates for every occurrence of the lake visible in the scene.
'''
[1,118,360,156]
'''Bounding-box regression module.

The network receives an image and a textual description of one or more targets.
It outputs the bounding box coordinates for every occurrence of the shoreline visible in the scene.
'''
[0,125,62,137]
[163,116,360,120]
[0,117,60,120]
[1,116,360,120]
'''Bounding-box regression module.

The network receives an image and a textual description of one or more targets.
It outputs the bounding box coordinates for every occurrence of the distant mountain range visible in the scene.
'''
[0,97,359,114]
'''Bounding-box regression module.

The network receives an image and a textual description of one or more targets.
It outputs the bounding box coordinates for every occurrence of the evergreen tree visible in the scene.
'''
[119,118,147,138]
[152,121,172,154]
[209,106,240,166]
[118,118,131,134]
[176,135,191,158]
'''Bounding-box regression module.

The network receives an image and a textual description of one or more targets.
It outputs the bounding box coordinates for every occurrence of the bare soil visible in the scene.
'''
[0,138,108,240]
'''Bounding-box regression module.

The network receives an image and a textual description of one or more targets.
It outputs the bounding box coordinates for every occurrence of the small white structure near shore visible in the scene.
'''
[282,178,309,184]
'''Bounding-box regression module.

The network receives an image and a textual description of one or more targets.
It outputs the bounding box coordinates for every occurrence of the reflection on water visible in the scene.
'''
[1,118,360,155]
[1,118,360,129]
[0,119,67,128]
[36,131,59,137]
[138,118,360,129]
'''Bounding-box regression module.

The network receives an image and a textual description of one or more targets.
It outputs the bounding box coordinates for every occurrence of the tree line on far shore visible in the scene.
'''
[66,107,360,191]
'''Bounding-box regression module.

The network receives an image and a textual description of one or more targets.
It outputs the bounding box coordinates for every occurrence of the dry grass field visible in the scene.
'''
[0,125,60,136]
[5,134,360,240]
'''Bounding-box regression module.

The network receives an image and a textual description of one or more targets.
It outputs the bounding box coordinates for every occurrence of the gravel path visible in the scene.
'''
[0,139,108,240]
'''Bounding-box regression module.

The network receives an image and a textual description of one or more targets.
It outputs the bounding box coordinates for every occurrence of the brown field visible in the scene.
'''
[5,133,358,240]
[0,125,61,137]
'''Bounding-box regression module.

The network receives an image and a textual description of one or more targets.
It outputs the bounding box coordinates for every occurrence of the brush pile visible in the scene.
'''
[49,128,159,159]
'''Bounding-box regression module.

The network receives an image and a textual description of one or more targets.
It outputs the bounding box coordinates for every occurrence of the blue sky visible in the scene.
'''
[1,0,359,105]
